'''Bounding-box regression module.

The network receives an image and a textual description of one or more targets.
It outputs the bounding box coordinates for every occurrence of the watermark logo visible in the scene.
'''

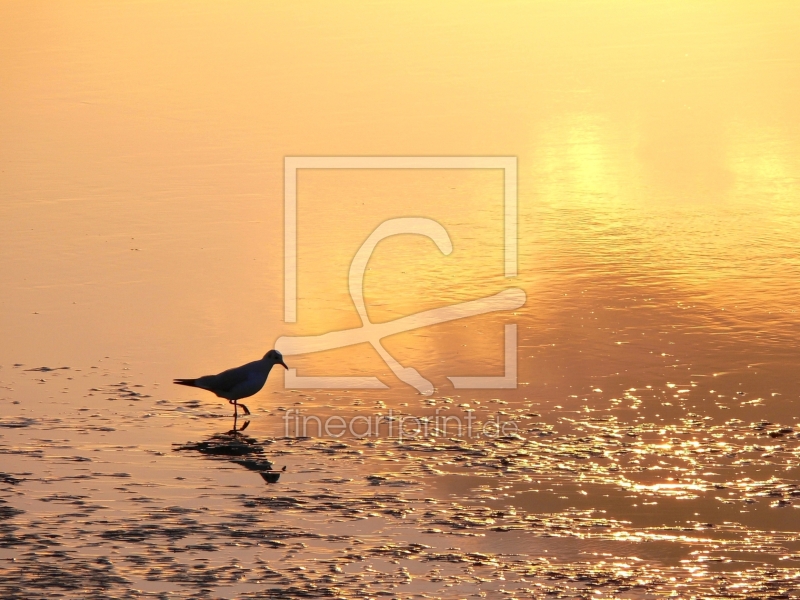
[276,157,525,395]
[282,409,520,441]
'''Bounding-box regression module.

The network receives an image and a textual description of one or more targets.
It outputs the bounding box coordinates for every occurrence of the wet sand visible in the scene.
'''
[1,348,799,598]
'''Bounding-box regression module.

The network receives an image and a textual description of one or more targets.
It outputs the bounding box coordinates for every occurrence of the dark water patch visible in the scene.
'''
[0,551,129,597]
[57,455,92,462]
[0,417,38,429]
[0,501,24,521]
[0,446,44,458]
[0,473,23,485]
[315,477,354,484]
[366,473,419,486]
[39,493,89,504]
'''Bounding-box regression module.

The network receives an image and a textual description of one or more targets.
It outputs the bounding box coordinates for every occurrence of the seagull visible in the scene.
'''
[173,349,288,416]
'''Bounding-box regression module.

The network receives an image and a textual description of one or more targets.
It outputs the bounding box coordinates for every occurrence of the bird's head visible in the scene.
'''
[264,349,288,369]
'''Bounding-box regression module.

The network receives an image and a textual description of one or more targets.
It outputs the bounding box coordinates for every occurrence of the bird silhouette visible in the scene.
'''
[174,349,288,416]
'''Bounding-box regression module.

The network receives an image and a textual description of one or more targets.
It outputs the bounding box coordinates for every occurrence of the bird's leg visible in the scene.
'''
[230,399,239,418]
[238,402,251,416]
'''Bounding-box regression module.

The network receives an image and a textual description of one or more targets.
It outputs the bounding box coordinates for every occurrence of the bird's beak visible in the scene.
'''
[279,360,288,370]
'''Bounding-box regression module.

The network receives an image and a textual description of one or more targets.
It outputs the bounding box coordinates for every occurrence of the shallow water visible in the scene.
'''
[3,2,800,598]
[2,362,800,598]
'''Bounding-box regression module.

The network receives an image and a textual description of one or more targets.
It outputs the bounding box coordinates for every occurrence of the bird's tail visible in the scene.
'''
[173,378,197,387]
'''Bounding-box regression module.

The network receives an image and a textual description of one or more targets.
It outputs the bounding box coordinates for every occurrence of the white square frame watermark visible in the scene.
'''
[278,156,522,394]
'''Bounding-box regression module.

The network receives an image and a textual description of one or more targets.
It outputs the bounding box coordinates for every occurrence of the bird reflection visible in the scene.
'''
[174,417,285,484]
[230,413,250,433]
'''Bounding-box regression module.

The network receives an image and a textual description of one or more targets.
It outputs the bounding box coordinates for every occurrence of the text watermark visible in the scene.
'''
[282,409,519,441]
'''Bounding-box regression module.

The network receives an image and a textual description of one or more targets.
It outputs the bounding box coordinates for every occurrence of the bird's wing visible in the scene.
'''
[196,361,259,394]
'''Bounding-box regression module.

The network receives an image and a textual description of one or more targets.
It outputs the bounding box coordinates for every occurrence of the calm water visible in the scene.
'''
[2,2,800,598]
